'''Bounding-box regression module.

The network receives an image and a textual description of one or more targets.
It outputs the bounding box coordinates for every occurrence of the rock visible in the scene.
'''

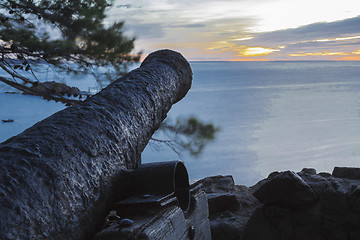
[172,169,360,240]
[350,230,360,240]
[207,193,240,213]
[301,168,316,175]
[242,167,360,240]
[253,171,318,209]
[210,213,243,240]
[319,172,332,178]
[200,175,237,193]
[332,167,360,180]
[241,208,282,240]
[198,175,261,240]
[267,171,281,178]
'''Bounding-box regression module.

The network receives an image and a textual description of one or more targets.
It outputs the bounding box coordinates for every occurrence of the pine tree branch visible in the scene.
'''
[0,76,82,106]
[150,137,182,156]
[0,61,35,84]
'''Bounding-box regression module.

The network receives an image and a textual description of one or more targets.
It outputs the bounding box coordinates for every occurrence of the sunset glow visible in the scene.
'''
[111,0,360,61]
[336,56,360,60]
[240,47,279,57]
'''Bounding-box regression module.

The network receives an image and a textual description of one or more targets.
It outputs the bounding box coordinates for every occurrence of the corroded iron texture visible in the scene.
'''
[0,49,192,239]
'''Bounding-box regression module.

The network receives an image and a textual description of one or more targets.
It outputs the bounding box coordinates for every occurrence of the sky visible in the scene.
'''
[108,0,360,61]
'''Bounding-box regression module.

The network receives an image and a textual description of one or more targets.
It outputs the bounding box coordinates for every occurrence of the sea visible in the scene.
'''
[2,61,360,186]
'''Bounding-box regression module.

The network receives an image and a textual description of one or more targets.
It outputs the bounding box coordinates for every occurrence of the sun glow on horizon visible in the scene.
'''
[239,47,279,57]
[335,56,360,60]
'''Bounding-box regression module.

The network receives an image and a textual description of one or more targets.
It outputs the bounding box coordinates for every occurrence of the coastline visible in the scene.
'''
[201,166,360,240]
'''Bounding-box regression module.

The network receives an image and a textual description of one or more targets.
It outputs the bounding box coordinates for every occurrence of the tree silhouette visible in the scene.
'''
[0,0,140,105]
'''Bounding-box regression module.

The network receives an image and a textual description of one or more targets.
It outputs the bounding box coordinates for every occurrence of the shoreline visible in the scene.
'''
[202,166,360,240]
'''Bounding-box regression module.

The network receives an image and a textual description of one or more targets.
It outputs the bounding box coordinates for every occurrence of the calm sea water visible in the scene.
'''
[143,61,360,185]
[2,61,360,186]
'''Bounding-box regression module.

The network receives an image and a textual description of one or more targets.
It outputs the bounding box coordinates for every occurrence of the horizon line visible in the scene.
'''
[187,59,360,62]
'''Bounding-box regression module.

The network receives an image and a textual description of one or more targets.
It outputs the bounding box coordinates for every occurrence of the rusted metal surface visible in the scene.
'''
[0,50,192,239]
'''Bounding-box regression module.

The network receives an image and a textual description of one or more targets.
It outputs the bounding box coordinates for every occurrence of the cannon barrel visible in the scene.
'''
[0,50,192,239]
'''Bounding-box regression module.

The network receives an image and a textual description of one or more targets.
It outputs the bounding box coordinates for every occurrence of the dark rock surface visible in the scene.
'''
[198,175,261,240]
[242,167,360,240]
[332,167,360,180]
[0,49,192,239]
[253,170,318,210]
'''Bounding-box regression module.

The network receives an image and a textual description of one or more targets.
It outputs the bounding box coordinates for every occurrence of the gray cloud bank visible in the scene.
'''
[242,16,360,47]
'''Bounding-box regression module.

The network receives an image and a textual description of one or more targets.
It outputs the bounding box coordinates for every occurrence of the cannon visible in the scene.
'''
[0,50,192,239]
[94,160,211,240]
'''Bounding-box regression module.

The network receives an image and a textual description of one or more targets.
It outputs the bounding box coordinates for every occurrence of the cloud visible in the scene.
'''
[171,24,206,28]
[123,22,165,39]
[288,51,349,57]
[109,0,259,59]
[109,0,360,60]
[226,16,360,60]
[239,16,360,47]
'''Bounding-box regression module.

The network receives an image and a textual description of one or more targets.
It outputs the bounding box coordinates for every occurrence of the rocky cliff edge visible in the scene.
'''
[201,167,360,240]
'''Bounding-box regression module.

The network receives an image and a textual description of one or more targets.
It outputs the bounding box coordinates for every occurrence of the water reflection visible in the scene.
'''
[251,83,360,177]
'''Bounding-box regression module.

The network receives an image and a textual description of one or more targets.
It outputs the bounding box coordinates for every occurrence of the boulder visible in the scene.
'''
[210,213,244,240]
[200,175,237,193]
[198,175,260,240]
[207,193,240,213]
[301,167,316,175]
[332,167,360,180]
[253,171,318,209]
[242,167,360,240]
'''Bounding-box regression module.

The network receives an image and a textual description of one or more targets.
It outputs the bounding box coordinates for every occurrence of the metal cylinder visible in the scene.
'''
[0,49,192,239]
[134,161,191,211]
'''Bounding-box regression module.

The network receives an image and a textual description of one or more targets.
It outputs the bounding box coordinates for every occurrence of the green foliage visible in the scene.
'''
[153,116,220,157]
[0,0,140,97]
